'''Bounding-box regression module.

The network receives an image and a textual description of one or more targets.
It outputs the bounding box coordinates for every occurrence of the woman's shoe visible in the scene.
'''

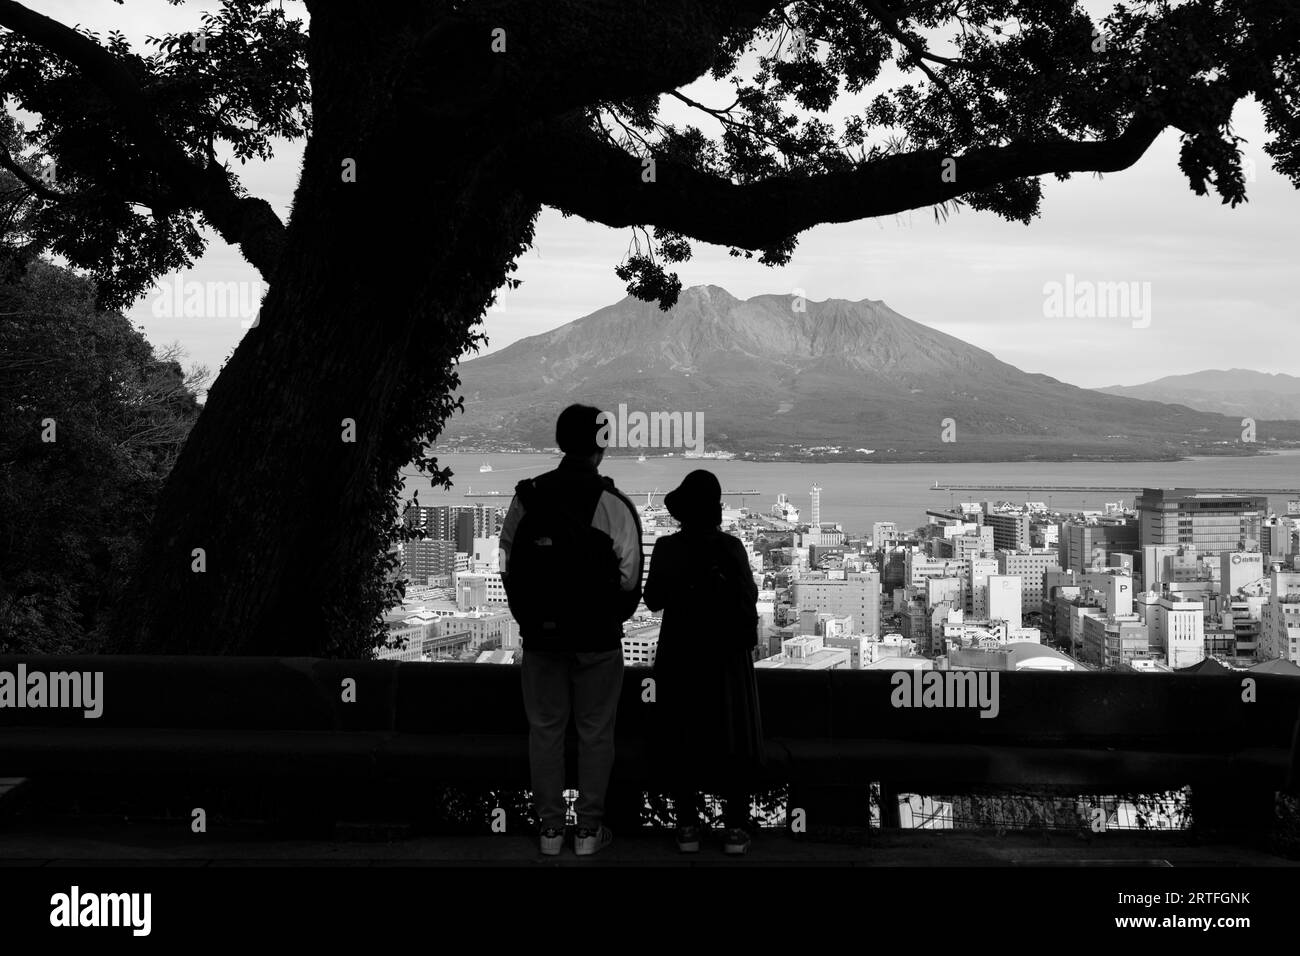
[675,825,701,853]
[722,827,751,855]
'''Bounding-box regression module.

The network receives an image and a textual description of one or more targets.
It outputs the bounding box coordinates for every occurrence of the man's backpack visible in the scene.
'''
[505,478,622,643]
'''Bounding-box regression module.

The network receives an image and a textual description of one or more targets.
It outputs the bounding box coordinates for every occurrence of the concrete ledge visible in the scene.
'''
[1,821,1296,866]
[4,656,1298,836]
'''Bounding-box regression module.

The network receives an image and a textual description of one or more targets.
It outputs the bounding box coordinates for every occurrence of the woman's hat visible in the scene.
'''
[664,469,723,527]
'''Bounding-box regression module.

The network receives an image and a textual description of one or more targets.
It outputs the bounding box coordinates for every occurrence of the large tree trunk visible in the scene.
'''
[116,8,540,655]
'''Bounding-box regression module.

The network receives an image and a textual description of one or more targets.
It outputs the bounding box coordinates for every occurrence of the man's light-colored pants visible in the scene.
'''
[520,648,624,831]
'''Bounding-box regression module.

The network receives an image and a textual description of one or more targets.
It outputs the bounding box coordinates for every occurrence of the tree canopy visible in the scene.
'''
[0,256,203,652]
[3,1,1295,309]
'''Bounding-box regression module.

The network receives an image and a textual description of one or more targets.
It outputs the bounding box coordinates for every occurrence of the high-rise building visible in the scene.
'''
[1097,572,1134,618]
[1218,599,1262,660]
[792,571,881,637]
[1042,570,1080,637]
[454,511,478,553]
[1153,597,1205,669]
[403,539,457,584]
[402,503,439,534]
[1061,600,1104,656]
[1059,520,1139,573]
[455,573,489,610]
[926,576,963,611]
[799,485,843,547]
[1220,551,1266,600]
[1136,488,1265,556]
[1259,570,1300,664]
[935,527,994,562]
[872,521,899,550]
[906,554,969,591]
[1159,548,1217,585]
[471,536,501,572]
[986,574,1022,624]
[997,549,1062,614]
[404,503,503,542]
[1140,545,1179,591]
[1261,518,1294,560]
[985,511,1031,551]
[1082,614,1150,669]
[967,557,999,617]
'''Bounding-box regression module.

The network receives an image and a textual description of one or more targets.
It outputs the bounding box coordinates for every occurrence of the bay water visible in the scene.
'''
[403,450,1300,535]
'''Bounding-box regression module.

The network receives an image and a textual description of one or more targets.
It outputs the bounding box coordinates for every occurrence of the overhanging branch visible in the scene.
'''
[521,115,1167,249]
[0,0,286,280]
[0,144,90,202]
[405,0,782,125]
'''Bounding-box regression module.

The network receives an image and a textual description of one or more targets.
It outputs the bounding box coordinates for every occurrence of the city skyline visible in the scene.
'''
[383,477,1300,672]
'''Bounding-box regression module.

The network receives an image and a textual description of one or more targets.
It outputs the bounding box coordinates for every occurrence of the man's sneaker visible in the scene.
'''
[574,825,613,857]
[675,825,701,853]
[723,827,751,856]
[539,827,565,857]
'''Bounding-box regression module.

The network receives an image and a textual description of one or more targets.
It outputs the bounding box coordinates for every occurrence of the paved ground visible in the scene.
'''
[1,821,1296,866]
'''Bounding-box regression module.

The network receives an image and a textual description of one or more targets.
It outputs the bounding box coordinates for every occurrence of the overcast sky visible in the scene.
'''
[29,0,1300,389]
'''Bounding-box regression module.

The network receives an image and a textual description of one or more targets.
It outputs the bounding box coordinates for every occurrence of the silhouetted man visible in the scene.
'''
[499,404,643,856]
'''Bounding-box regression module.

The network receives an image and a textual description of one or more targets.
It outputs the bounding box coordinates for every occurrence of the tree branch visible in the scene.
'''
[403,0,782,126]
[0,0,286,280]
[866,0,968,69]
[864,0,972,122]
[667,90,781,148]
[521,114,1167,249]
[0,145,91,202]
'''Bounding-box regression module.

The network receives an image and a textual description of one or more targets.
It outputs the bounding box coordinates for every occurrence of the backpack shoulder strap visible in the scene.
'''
[514,478,538,510]
[516,475,600,530]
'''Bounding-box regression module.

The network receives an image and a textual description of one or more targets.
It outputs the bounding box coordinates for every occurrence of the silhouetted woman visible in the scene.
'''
[643,469,764,855]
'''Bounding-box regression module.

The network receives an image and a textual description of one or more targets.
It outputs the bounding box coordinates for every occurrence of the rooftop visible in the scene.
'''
[474,650,518,665]
[754,649,849,669]
[862,655,933,670]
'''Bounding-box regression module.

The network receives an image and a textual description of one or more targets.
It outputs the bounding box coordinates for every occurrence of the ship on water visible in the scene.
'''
[479,461,493,473]
[638,488,671,525]
[771,493,800,522]
[683,450,736,460]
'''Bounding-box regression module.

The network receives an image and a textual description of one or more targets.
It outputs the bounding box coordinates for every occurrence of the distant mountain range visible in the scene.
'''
[1095,369,1300,421]
[441,286,1300,461]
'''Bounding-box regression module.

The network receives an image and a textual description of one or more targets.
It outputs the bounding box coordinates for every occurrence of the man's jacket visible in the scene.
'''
[499,456,643,652]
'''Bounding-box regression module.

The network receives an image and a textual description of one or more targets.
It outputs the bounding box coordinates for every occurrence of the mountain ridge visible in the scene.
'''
[1096,369,1300,421]
[441,286,1300,461]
